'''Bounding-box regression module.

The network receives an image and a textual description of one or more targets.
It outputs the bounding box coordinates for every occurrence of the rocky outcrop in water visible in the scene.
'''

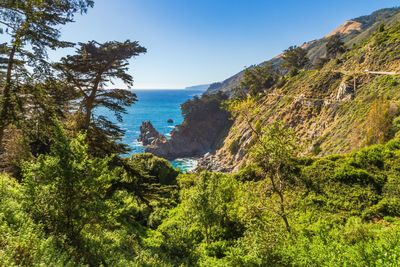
[138,121,166,146]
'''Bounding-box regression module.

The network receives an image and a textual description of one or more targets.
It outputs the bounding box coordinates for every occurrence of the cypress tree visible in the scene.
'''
[56,40,146,155]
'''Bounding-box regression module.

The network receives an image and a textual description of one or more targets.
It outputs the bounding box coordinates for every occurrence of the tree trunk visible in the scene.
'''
[270,171,291,233]
[83,97,94,130]
[0,43,17,149]
[82,74,103,130]
[278,192,291,233]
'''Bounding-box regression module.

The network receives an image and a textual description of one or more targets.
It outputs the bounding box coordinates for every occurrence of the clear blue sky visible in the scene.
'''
[50,0,399,89]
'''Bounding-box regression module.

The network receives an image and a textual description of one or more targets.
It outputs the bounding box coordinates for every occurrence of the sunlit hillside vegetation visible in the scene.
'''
[1,1,400,266]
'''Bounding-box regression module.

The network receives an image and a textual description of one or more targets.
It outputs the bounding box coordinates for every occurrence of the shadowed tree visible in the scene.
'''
[0,0,94,150]
[326,33,346,59]
[235,63,278,98]
[281,45,310,75]
[56,40,146,155]
[364,100,398,146]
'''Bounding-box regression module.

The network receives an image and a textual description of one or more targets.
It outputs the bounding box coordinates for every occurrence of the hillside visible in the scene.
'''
[205,7,400,95]
[200,17,400,171]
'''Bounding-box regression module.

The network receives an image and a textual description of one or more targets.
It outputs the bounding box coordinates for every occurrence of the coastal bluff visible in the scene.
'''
[138,92,232,160]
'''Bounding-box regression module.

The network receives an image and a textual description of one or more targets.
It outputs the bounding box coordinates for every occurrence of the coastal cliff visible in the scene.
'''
[140,92,233,160]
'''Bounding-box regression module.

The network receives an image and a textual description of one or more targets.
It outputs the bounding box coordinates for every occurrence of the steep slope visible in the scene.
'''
[205,7,400,95]
[200,20,400,171]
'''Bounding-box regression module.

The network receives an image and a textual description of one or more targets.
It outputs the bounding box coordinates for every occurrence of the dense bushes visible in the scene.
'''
[137,138,400,266]
[0,175,78,266]
[128,153,179,185]
[2,122,400,266]
[2,123,400,266]
[0,124,181,266]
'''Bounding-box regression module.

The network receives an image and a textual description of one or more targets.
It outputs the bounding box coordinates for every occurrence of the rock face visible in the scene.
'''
[325,20,362,38]
[335,79,355,101]
[143,93,233,160]
[138,121,166,146]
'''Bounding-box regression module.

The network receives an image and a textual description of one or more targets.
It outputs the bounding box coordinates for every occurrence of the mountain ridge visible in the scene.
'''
[184,83,210,91]
[205,7,400,95]
[199,15,400,171]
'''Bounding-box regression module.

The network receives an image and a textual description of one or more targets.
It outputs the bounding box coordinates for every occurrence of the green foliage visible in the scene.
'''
[181,91,229,122]
[129,153,179,185]
[140,137,400,266]
[122,153,180,229]
[0,174,79,266]
[2,123,400,265]
[0,0,94,149]
[326,34,346,59]
[250,121,299,232]
[142,172,243,266]
[234,64,278,98]
[22,123,120,264]
[251,121,298,175]
[233,164,263,182]
[281,45,310,74]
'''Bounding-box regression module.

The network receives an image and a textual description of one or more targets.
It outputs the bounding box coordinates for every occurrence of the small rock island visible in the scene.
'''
[138,121,166,146]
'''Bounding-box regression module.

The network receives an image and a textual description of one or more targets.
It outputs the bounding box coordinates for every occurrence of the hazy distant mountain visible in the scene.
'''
[184,84,211,91]
[205,7,400,95]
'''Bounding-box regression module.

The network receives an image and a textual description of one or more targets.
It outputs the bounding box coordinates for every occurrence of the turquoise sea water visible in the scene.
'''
[97,89,203,171]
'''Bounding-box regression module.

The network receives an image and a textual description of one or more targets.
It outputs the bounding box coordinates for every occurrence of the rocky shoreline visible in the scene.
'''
[138,92,233,164]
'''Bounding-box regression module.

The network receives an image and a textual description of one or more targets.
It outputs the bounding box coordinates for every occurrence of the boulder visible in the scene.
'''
[335,80,355,101]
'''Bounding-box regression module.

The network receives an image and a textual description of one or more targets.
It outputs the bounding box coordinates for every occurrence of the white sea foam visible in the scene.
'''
[131,140,142,147]
[172,158,198,172]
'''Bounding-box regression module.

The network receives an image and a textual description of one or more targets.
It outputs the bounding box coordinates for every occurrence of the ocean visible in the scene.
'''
[96,89,203,171]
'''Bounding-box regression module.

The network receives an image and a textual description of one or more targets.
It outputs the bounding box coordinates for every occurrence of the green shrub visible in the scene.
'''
[128,153,179,185]
[228,139,240,155]
[0,174,79,266]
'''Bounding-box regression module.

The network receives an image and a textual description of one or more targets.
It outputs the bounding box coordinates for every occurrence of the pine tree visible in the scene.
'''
[22,122,117,264]
[56,40,146,155]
